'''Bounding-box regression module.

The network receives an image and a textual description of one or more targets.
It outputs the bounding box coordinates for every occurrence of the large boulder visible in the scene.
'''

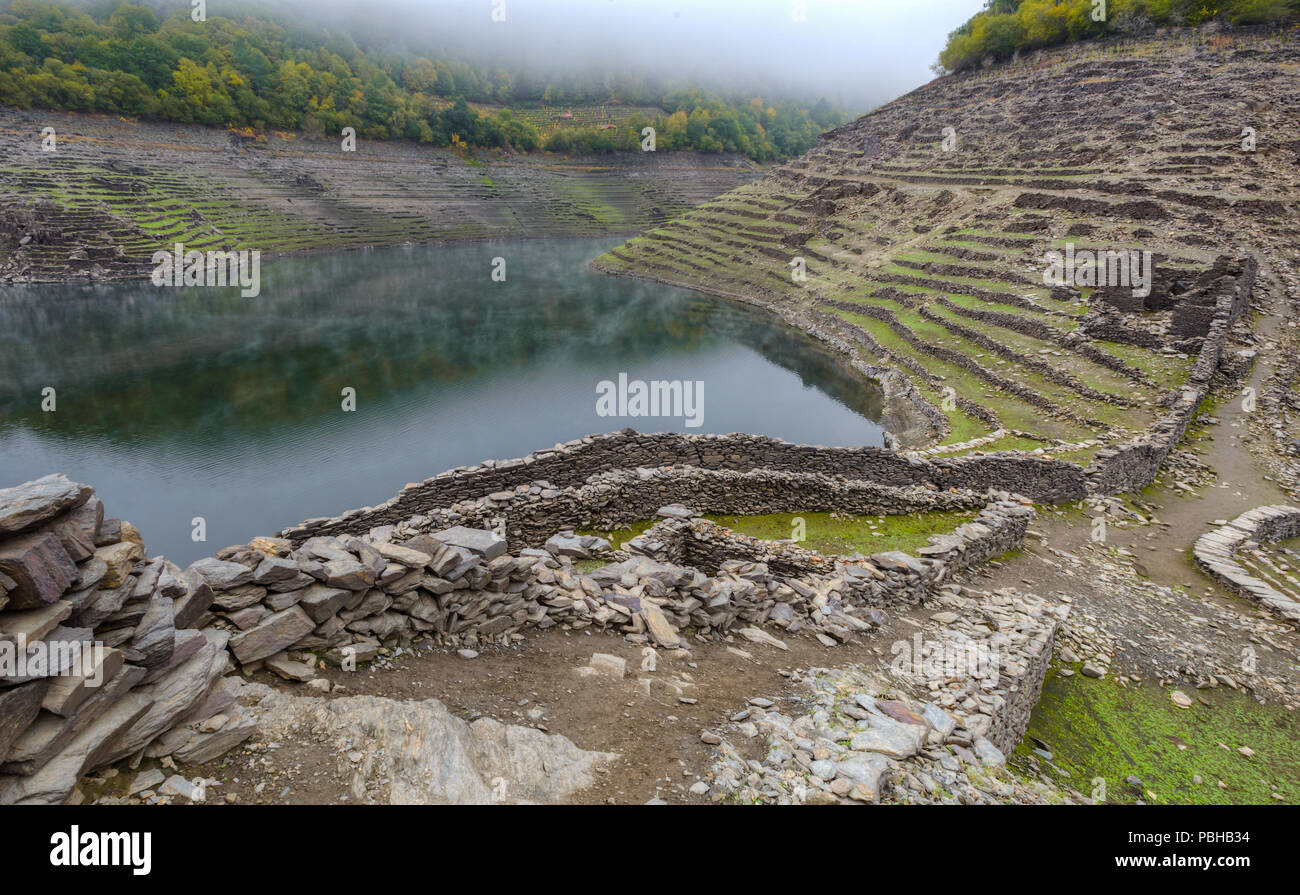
[241,684,615,804]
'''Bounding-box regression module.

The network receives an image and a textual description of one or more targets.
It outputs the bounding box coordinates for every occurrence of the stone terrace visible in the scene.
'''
[0,108,759,283]
[595,30,1298,477]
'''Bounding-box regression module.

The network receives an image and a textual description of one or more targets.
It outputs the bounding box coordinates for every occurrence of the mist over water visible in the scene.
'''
[244,0,987,112]
[0,239,885,563]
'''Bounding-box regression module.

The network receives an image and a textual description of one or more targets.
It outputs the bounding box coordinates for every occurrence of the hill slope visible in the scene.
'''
[0,108,759,283]
[597,30,1299,472]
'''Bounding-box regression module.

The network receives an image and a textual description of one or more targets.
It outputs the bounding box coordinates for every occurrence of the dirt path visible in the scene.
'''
[181,621,928,805]
[1132,307,1291,578]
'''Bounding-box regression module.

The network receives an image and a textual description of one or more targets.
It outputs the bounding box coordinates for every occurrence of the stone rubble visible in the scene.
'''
[0,470,1044,804]
[700,587,1071,805]
[0,477,254,804]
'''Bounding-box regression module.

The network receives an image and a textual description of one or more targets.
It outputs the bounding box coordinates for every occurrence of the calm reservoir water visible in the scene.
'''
[0,238,885,563]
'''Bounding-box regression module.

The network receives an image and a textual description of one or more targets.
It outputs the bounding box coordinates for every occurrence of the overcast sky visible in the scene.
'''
[265,0,988,112]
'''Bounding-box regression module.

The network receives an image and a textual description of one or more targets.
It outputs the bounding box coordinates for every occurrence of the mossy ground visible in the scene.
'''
[578,519,659,551]
[581,510,979,557]
[1014,668,1299,804]
[701,510,979,556]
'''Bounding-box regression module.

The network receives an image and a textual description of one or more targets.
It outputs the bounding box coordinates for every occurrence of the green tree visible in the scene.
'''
[107,3,157,38]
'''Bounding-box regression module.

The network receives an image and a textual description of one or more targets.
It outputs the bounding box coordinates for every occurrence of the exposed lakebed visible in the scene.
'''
[0,238,885,563]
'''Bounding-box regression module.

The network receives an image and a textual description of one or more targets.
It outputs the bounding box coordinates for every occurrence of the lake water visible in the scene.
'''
[0,238,885,563]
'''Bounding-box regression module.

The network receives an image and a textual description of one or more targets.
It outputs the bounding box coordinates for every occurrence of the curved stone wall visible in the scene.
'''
[1193,505,1300,625]
[624,496,1034,607]
[0,472,1034,804]
[281,432,1084,543]
[337,465,1002,554]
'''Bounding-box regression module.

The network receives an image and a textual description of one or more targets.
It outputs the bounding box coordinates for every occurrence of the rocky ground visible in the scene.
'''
[10,28,1300,807]
[87,626,869,805]
[54,379,1300,806]
[596,28,1300,462]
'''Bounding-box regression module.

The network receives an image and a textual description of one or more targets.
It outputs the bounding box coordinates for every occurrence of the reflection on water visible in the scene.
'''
[0,238,885,563]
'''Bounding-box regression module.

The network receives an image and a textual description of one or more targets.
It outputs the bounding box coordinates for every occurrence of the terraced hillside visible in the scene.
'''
[503,104,665,138]
[0,109,758,283]
[597,30,1300,475]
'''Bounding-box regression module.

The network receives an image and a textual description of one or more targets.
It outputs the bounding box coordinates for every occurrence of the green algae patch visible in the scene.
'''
[581,510,982,557]
[1014,669,1299,805]
[578,519,658,551]
[700,510,979,557]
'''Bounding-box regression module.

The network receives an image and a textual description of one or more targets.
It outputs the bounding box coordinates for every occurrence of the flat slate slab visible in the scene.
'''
[0,475,92,536]
[297,583,351,623]
[0,692,153,805]
[0,625,93,686]
[430,526,506,561]
[0,531,79,609]
[1,665,146,776]
[42,648,125,718]
[186,557,254,591]
[0,600,73,644]
[0,680,49,763]
[229,605,316,664]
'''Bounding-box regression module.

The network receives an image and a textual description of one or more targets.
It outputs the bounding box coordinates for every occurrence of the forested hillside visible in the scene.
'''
[0,0,841,160]
[939,0,1298,72]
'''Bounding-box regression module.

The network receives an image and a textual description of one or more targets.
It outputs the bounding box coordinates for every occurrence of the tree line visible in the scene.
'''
[939,0,1299,72]
[0,0,843,160]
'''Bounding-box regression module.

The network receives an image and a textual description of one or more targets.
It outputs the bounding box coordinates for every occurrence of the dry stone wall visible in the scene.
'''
[1193,505,1300,625]
[625,497,1033,608]
[905,585,1062,757]
[0,464,1034,803]
[282,431,1084,544]
[0,475,252,805]
[334,466,996,555]
[209,492,1032,669]
[1085,257,1257,495]
[703,586,1064,805]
